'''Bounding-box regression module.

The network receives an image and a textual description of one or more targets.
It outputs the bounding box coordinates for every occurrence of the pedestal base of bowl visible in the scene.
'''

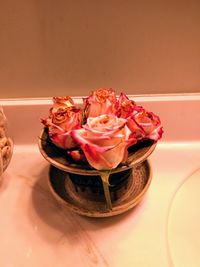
[48,160,152,218]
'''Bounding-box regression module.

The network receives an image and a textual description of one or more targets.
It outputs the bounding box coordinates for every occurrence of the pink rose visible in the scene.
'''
[127,110,163,141]
[84,88,117,118]
[42,97,82,149]
[115,93,143,118]
[71,114,136,170]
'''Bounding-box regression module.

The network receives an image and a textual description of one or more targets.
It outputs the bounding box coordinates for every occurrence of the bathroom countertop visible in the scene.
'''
[0,95,200,267]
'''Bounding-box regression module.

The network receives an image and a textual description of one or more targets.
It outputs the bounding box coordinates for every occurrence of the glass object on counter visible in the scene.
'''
[0,107,13,178]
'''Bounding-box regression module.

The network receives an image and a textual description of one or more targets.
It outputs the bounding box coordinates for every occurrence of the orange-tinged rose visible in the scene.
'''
[127,110,163,141]
[53,96,74,109]
[84,88,117,118]
[42,97,81,149]
[115,93,143,118]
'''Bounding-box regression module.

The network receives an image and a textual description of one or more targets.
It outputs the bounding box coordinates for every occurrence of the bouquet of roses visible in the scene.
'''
[42,88,163,171]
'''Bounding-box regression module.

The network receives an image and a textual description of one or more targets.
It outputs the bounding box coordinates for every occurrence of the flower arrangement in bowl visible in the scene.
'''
[39,88,163,216]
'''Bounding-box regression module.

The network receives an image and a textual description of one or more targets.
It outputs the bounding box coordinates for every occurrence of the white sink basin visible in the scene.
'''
[168,168,200,267]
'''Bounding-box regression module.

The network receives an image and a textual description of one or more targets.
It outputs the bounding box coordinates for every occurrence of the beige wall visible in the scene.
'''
[0,0,200,98]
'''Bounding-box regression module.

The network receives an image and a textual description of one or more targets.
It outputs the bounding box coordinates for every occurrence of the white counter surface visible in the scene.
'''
[0,95,200,267]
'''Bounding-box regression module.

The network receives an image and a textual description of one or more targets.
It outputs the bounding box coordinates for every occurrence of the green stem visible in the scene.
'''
[100,171,112,210]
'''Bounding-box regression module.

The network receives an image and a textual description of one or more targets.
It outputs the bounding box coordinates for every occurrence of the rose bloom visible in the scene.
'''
[71,114,136,170]
[84,88,117,118]
[42,97,81,149]
[115,93,143,118]
[127,110,163,141]
[53,96,75,109]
